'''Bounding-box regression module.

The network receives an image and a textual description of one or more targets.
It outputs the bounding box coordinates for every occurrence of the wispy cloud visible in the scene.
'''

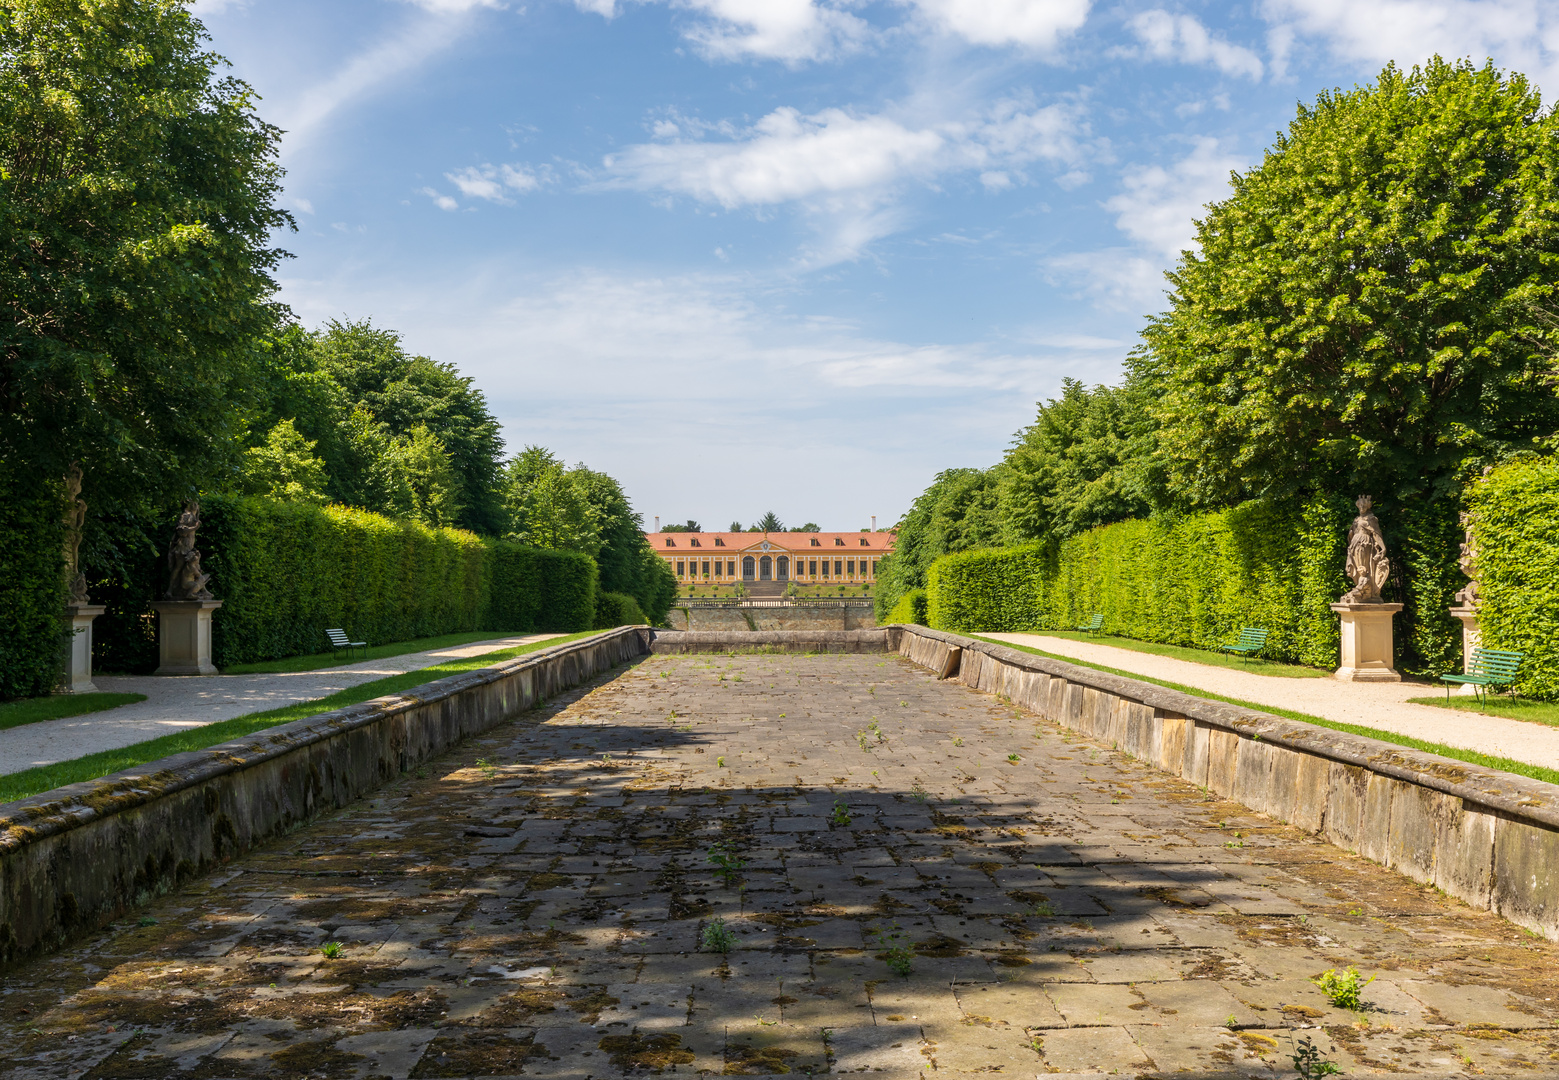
[908,0,1092,50]
[445,163,548,203]
[1128,10,1265,79]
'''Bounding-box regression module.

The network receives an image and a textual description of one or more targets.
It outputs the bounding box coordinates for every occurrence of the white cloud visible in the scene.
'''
[909,0,1092,49]
[1046,138,1244,311]
[417,187,460,211]
[1129,10,1265,79]
[1263,0,1559,88]
[678,0,871,63]
[571,0,621,15]
[401,0,502,11]
[445,163,546,203]
[1104,136,1242,259]
[291,196,315,215]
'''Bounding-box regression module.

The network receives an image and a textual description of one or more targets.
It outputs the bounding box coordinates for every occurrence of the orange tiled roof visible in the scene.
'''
[647,531,895,551]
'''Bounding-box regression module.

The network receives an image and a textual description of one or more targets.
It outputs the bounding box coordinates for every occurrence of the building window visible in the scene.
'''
[777,556,789,579]
[809,559,817,576]
[834,560,842,576]
[743,555,756,580]
[871,560,878,576]
[859,537,868,545]
[714,537,725,546]
[727,560,735,577]
[835,537,845,546]
[702,560,710,577]
[690,538,701,547]
[821,560,829,577]
[810,538,820,546]
[847,560,855,575]
[665,539,675,546]
[676,561,685,576]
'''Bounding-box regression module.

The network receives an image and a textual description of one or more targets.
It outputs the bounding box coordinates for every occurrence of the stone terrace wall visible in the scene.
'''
[666,600,876,632]
[892,625,1559,941]
[0,628,651,968]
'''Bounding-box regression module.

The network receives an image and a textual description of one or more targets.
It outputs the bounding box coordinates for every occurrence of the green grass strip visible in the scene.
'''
[996,629,1328,679]
[0,630,600,804]
[1404,694,1559,728]
[222,630,544,675]
[970,635,1559,789]
[0,693,148,733]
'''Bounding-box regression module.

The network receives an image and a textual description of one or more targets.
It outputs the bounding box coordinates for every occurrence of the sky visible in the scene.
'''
[191,0,1559,532]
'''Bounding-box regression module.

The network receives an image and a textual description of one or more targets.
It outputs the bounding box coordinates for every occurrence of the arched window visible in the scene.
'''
[742,556,756,580]
[759,555,772,580]
[776,556,789,580]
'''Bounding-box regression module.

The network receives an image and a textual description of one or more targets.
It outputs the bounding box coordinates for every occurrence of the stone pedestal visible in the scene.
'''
[1448,604,1482,695]
[61,604,106,693]
[152,600,223,675]
[1331,601,1404,682]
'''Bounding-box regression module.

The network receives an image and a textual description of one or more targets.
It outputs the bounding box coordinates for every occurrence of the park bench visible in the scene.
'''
[326,628,367,661]
[1440,647,1524,706]
[1216,627,1269,661]
[1076,613,1104,633]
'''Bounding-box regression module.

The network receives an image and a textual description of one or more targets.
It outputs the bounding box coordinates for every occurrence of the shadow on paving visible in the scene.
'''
[5,652,1559,1078]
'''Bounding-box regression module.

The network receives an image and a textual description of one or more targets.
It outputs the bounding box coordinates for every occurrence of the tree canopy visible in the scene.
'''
[0,0,290,509]
[1137,58,1559,504]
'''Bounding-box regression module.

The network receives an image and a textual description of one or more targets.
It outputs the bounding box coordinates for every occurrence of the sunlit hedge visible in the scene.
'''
[1468,457,1559,700]
[886,588,928,626]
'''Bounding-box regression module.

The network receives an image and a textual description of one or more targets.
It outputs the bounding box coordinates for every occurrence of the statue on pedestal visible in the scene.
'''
[63,464,90,605]
[1454,511,1479,608]
[166,499,215,601]
[1340,494,1391,604]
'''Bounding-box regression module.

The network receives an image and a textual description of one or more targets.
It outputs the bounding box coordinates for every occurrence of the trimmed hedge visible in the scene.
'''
[927,495,1460,673]
[0,466,67,699]
[489,544,597,635]
[1469,457,1559,701]
[595,590,648,629]
[886,588,928,626]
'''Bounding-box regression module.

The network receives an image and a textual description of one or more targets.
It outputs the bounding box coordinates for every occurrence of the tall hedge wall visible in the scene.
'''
[886,588,928,626]
[1469,457,1559,700]
[927,495,1461,675]
[0,466,67,699]
[489,544,597,635]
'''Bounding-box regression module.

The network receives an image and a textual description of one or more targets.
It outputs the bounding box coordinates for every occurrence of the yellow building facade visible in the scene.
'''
[646,530,896,587]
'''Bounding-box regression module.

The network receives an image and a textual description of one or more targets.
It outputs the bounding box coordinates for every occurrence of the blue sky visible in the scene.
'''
[193,0,1559,531]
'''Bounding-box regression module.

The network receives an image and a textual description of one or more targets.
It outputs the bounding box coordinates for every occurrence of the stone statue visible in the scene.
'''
[1454,511,1479,608]
[63,464,90,605]
[1340,494,1391,604]
[166,499,215,601]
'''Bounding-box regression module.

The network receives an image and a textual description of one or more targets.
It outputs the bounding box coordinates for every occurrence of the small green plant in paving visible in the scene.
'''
[874,924,915,976]
[1006,753,1020,763]
[910,784,929,802]
[707,842,746,885]
[320,942,344,959]
[137,916,157,927]
[475,757,497,779]
[856,730,872,750]
[1314,966,1374,1010]
[868,718,886,743]
[951,737,964,747]
[701,916,737,954]
[1291,1036,1342,1078]
[716,756,726,767]
[1029,898,1056,917]
[830,799,852,827]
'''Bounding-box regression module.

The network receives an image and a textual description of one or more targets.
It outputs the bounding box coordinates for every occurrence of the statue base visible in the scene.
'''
[1331,602,1403,682]
[61,604,106,693]
[1449,604,1481,695]
[152,600,223,676]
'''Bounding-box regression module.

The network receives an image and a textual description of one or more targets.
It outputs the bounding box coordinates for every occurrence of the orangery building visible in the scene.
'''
[647,530,896,589]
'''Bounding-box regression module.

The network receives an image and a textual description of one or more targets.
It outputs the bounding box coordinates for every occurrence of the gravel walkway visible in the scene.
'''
[0,634,562,776]
[983,632,1559,773]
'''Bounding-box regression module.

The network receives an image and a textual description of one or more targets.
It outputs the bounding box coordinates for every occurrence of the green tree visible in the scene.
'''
[0,0,290,507]
[503,447,597,554]
[755,511,783,532]
[571,466,675,625]
[874,467,1002,620]
[790,522,821,532]
[1137,58,1559,506]
[662,520,701,532]
[393,425,463,527]
[1000,378,1166,542]
[239,419,328,504]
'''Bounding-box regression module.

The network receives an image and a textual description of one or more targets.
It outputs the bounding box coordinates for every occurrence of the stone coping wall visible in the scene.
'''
[651,629,888,651]
[889,624,1559,941]
[0,627,651,968]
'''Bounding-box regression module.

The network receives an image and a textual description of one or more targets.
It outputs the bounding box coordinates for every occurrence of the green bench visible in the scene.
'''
[1440,647,1524,706]
[1216,627,1269,661]
[1076,613,1104,633]
[326,627,367,661]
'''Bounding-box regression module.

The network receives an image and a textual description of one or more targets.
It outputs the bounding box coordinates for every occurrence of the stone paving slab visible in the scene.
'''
[5,652,1559,1078]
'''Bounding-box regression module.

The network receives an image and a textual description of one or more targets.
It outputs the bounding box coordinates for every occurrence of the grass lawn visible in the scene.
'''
[1405,693,1559,727]
[222,630,543,675]
[1003,629,1329,679]
[0,693,148,733]
[0,630,601,805]
[974,634,1559,789]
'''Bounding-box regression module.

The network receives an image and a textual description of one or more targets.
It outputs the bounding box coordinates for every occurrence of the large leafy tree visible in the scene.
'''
[1000,378,1166,541]
[1137,59,1559,505]
[0,0,290,503]
[873,467,1002,620]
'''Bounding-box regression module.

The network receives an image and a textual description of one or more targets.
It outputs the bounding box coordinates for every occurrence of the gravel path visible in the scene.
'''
[0,634,562,776]
[983,632,1559,772]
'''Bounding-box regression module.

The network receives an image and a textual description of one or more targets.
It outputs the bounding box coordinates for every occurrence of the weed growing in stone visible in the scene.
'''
[1007,753,1020,763]
[1291,1036,1342,1077]
[952,737,964,747]
[1314,967,1374,1010]
[717,756,726,767]
[137,916,157,927]
[1225,1014,1238,1028]
[910,784,929,802]
[874,924,915,976]
[830,799,852,827]
[320,942,344,959]
[707,841,746,886]
[856,730,872,751]
[1029,898,1056,917]
[701,916,737,953]
[868,719,886,744]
